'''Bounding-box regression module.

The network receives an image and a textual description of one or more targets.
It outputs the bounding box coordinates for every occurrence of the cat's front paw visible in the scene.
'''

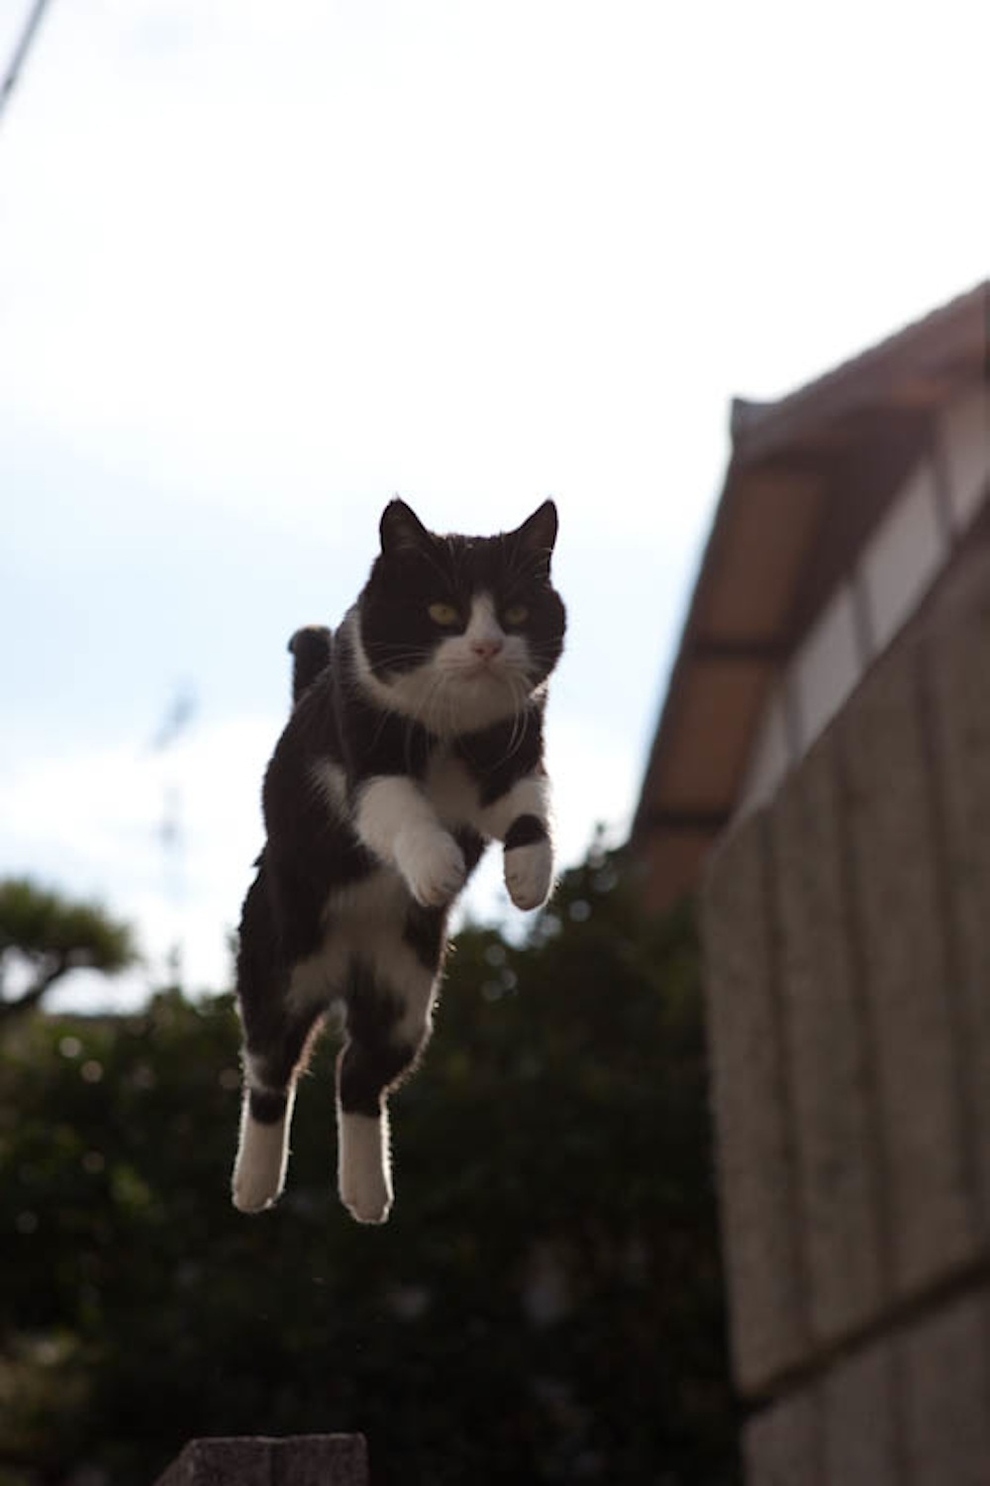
[395,825,467,908]
[504,838,554,911]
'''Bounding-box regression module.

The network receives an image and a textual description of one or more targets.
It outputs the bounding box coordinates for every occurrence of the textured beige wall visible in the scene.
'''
[703,549,990,1484]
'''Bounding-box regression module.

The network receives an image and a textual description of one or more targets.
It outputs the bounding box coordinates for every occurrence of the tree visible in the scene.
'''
[0,846,739,1485]
[0,878,137,1023]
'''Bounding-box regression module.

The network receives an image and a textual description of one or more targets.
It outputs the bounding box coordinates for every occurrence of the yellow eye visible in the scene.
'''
[504,604,529,626]
[428,602,461,627]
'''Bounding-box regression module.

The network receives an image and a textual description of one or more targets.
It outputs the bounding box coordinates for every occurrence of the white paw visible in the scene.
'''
[395,825,466,907]
[504,838,554,910]
[232,1110,289,1213]
[341,1166,392,1225]
[338,1112,393,1224]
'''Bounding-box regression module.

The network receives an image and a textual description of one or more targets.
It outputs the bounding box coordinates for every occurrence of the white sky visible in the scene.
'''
[1,0,986,1008]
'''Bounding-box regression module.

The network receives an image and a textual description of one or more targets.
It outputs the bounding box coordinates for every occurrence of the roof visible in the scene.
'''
[631,279,989,911]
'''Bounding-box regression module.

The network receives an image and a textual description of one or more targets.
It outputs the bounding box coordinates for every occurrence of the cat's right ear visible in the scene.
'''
[380,499,430,556]
[514,499,559,569]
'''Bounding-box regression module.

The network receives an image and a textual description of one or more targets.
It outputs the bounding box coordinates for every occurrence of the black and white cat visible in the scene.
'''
[232,499,566,1223]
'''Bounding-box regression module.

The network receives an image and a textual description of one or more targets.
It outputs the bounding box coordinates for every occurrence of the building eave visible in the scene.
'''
[631,280,989,911]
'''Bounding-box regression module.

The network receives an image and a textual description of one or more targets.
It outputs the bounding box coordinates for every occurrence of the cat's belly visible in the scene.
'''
[286,867,420,1012]
[325,866,412,928]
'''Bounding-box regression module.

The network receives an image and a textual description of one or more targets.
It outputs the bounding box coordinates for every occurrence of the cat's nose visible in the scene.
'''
[471,638,504,662]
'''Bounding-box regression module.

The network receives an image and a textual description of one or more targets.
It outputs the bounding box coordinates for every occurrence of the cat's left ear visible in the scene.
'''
[380,499,431,556]
[514,500,558,568]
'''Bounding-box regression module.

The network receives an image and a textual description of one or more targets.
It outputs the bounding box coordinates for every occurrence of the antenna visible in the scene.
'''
[0,0,56,130]
[149,683,199,987]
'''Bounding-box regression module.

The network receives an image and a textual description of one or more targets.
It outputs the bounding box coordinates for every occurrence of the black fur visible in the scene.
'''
[287,624,333,703]
[504,813,549,850]
[232,499,566,1222]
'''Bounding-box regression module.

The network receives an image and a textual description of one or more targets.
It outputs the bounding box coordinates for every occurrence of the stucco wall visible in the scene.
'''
[702,546,990,1484]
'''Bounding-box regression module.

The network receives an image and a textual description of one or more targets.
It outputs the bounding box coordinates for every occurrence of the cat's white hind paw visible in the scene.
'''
[232,1107,290,1212]
[504,838,554,911]
[395,825,467,908]
[232,1165,282,1213]
[338,1111,393,1224]
[341,1169,392,1225]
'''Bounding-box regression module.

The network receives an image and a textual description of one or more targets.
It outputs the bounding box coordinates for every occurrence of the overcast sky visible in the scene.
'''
[1,0,986,1008]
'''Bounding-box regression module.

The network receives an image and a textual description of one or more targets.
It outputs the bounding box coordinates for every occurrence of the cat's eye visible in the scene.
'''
[428,601,461,627]
[503,604,529,626]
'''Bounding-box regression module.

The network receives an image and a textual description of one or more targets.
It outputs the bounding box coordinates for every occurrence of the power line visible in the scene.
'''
[0,0,55,130]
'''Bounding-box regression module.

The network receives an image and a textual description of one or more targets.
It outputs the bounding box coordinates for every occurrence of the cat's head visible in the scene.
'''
[355,499,567,733]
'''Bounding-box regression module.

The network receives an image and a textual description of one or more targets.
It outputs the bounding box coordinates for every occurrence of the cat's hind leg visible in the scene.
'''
[336,909,443,1223]
[233,997,326,1212]
[232,872,327,1212]
[233,1054,299,1214]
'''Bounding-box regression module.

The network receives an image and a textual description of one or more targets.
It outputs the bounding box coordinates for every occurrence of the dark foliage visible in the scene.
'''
[0,879,137,1024]
[0,846,739,1485]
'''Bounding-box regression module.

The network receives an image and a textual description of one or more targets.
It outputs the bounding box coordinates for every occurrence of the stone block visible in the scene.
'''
[838,644,977,1298]
[821,1334,898,1486]
[773,734,886,1346]
[743,1388,822,1486]
[925,556,990,1232]
[901,1288,990,1486]
[154,1435,369,1486]
[702,813,808,1395]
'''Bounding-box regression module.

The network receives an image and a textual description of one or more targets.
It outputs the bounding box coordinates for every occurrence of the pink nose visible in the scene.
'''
[471,638,504,662]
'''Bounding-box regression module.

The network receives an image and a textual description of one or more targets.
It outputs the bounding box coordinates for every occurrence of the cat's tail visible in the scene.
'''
[288,625,333,705]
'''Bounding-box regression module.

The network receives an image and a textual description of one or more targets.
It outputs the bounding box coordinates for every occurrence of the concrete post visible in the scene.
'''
[154,1435,369,1486]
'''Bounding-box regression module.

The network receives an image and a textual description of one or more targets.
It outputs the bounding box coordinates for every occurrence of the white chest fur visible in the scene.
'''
[422,749,487,835]
[354,743,550,911]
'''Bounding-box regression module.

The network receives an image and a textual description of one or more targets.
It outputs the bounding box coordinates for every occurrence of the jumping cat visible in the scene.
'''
[231,499,566,1223]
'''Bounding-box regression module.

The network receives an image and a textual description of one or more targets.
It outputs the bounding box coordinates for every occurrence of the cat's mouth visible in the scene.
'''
[453,655,520,688]
[463,658,503,680]
[441,655,527,705]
